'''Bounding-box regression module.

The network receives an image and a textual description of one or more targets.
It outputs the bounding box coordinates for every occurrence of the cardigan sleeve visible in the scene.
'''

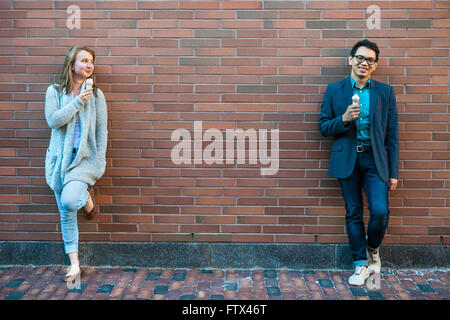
[95,89,108,162]
[45,85,83,129]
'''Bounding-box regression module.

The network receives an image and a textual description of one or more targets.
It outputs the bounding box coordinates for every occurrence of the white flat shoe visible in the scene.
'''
[64,265,81,282]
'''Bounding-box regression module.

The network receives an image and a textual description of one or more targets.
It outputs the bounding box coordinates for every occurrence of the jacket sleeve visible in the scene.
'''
[318,85,351,137]
[95,89,108,163]
[385,85,399,179]
[45,85,83,129]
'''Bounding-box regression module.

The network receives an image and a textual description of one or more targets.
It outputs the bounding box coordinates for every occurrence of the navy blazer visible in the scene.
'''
[319,76,399,182]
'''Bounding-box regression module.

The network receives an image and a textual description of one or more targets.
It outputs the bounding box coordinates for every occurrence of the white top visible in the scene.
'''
[73,113,81,149]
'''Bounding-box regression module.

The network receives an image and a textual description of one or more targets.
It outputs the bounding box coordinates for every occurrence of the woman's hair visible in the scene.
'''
[54,46,98,97]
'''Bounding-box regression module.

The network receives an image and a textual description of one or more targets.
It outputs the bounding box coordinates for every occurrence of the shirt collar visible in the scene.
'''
[350,76,371,90]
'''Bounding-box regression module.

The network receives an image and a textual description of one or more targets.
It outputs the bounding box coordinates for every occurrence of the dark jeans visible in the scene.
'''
[338,151,390,266]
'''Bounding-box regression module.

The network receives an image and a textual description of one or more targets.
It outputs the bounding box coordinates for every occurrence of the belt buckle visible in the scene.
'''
[357,145,364,153]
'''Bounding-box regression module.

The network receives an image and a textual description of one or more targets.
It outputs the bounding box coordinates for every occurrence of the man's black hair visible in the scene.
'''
[350,39,380,62]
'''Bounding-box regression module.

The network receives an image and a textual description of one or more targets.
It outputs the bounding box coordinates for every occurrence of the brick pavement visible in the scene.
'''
[0,266,448,301]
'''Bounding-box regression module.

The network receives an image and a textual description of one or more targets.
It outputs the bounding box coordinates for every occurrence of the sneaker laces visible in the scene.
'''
[355,266,367,275]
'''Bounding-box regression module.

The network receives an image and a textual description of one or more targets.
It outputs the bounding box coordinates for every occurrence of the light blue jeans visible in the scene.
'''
[54,155,88,254]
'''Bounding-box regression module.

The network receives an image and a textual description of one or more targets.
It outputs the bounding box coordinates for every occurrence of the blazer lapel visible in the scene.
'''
[369,80,378,126]
[343,76,353,107]
[342,76,356,130]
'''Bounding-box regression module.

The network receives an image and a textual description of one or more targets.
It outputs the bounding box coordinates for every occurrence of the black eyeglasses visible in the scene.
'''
[353,55,377,66]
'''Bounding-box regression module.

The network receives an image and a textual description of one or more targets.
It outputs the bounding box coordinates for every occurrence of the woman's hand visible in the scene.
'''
[78,88,93,103]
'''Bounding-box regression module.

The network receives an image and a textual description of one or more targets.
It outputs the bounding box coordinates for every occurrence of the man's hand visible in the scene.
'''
[342,103,360,123]
[389,178,398,191]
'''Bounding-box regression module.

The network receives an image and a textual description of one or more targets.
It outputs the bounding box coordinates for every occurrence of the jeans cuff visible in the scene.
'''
[354,260,368,267]
[64,243,78,255]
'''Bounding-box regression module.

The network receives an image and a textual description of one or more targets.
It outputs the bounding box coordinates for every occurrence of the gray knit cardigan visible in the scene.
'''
[44,81,108,193]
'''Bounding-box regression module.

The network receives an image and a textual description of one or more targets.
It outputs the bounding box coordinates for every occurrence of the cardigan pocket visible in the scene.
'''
[45,148,62,192]
[45,148,57,179]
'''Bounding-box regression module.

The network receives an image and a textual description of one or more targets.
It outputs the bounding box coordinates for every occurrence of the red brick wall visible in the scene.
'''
[0,1,449,246]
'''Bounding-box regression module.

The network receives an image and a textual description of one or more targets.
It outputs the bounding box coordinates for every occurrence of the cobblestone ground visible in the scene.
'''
[0,266,448,300]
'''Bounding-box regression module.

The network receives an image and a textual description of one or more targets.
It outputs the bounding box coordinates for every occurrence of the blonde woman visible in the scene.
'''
[45,46,108,282]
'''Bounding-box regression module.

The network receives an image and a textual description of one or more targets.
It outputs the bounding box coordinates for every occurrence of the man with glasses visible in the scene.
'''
[319,39,399,286]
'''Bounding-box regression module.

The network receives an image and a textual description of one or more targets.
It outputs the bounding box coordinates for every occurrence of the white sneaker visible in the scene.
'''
[367,247,381,274]
[348,266,370,286]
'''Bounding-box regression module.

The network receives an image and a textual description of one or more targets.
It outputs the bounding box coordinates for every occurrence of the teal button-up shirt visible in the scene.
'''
[351,77,371,146]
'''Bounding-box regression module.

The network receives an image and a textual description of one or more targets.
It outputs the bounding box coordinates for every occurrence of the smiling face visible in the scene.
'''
[72,49,94,80]
[348,46,377,82]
